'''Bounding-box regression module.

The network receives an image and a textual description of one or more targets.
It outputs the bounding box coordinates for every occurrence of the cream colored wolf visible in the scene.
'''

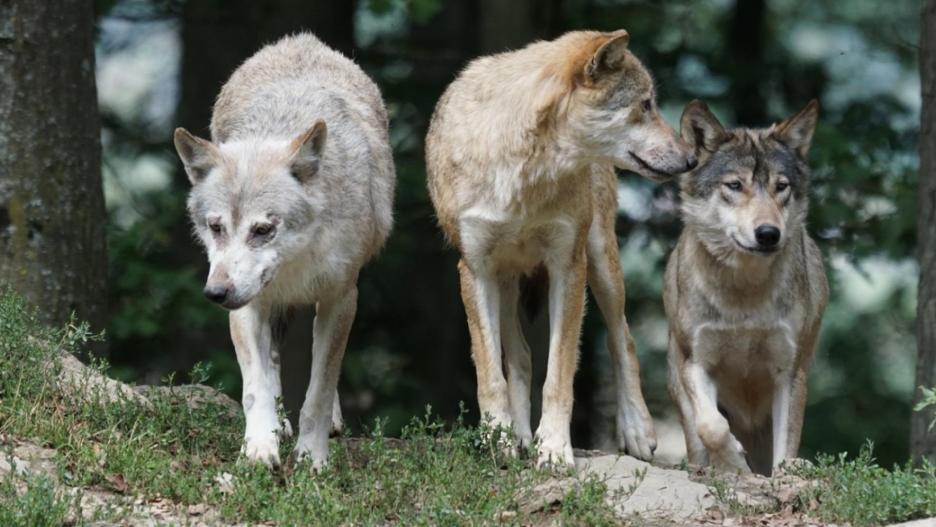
[426,30,697,466]
[665,100,828,475]
[173,34,395,470]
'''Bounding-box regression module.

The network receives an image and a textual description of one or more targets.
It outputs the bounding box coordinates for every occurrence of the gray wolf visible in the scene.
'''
[426,30,697,466]
[665,100,828,475]
[173,33,395,470]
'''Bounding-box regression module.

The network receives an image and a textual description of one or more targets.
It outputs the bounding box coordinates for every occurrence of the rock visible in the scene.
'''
[517,478,579,514]
[134,384,241,419]
[576,454,717,521]
[887,519,936,527]
[55,352,149,406]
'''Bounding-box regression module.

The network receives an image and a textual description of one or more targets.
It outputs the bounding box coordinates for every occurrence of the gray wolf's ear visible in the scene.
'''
[174,128,220,185]
[585,30,630,82]
[772,99,819,159]
[680,100,728,156]
[289,120,327,182]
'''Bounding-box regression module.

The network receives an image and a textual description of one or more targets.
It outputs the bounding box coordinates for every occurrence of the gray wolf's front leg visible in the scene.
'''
[294,285,357,470]
[230,303,286,467]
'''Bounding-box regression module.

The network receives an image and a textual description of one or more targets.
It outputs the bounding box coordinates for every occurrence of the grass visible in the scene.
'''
[792,442,936,526]
[0,290,620,525]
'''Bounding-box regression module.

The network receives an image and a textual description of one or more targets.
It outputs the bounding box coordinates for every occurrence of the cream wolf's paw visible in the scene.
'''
[242,434,281,468]
[617,403,657,461]
[534,428,574,469]
[292,438,329,473]
[479,412,519,459]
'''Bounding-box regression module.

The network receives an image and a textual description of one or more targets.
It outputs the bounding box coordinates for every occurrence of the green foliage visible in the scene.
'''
[914,386,936,431]
[0,472,75,527]
[794,443,936,526]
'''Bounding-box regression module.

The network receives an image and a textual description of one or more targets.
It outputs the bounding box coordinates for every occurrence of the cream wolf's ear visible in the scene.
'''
[173,128,220,185]
[772,99,819,159]
[288,120,327,182]
[680,100,728,156]
[585,30,630,82]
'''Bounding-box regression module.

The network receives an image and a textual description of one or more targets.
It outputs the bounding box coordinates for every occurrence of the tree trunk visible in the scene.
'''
[911,0,936,464]
[727,0,767,124]
[0,1,108,333]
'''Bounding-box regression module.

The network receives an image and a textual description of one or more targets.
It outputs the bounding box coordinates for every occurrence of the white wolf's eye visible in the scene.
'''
[208,222,222,234]
[251,223,275,237]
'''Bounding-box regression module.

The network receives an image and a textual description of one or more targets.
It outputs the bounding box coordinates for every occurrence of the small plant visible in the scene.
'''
[0,471,75,527]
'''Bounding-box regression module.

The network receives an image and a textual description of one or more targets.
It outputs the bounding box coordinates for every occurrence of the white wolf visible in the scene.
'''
[173,34,395,470]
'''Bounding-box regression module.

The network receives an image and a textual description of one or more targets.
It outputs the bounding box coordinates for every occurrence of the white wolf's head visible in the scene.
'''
[677,100,819,261]
[173,121,327,309]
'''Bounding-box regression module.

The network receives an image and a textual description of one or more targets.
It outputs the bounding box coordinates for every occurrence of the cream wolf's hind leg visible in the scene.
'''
[294,285,358,470]
[499,274,533,448]
[230,304,287,468]
[586,196,657,461]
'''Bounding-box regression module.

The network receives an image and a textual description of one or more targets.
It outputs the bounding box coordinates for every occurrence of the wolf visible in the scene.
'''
[172,34,395,470]
[665,100,828,475]
[426,30,697,466]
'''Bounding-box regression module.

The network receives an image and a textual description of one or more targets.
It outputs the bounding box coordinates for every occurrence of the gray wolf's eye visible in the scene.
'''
[724,181,743,191]
[252,223,275,237]
[776,181,790,192]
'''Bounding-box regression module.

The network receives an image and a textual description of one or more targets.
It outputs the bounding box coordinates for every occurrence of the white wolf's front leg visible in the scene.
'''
[294,285,357,471]
[535,231,587,468]
[230,304,284,467]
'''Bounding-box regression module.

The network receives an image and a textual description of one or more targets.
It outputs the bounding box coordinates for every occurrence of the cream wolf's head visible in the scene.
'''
[677,100,819,260]
[554,31,696,180]
[173,122,327,309]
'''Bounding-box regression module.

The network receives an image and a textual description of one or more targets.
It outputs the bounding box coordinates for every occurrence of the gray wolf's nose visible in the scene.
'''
[755,225,781,247]
[685,155,698,171]
[204,285,229,304]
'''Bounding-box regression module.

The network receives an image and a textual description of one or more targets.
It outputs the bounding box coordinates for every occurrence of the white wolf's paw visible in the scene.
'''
[479,412,518,459]
[330,412,344,437]
[292,439,329,473]
[279,418,294,439]
[242,434,281,469]
[616,404,657,461]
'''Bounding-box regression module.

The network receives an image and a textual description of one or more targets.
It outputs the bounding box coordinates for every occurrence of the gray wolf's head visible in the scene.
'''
[677,99,818,260]
[559,31,697,180]
[173,122,327,309]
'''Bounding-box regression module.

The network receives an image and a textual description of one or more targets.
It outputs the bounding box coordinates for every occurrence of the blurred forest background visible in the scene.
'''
[2,0,923,466]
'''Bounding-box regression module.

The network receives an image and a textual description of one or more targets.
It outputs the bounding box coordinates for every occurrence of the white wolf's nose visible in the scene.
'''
[204,285,229,304]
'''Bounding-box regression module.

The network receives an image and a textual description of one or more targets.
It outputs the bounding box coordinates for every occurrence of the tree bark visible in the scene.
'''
[911,0,936,464]
[727,0,767,124]
[0,0,108,333]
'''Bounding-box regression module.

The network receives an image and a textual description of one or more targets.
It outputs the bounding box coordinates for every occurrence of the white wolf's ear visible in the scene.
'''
[585,30,630,82]
[289,120,327,182]
[174,128,220,185]
[680,100,728,156]
[772,99,819,159]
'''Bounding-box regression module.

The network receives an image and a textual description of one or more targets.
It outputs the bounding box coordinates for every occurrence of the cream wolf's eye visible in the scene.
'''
[724,181,743,191]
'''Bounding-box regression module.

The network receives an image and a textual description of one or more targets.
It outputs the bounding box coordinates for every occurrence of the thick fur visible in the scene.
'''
[174,34,395,470]
[665,100,828,475]
[426,30,697,466]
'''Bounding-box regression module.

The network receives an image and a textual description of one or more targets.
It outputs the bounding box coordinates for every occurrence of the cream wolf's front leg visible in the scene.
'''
[230,304,286,467]
[535,232,587,468]
[294,285,358,470]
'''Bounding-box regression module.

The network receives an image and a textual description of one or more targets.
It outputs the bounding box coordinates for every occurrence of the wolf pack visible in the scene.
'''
[173,30,827,478]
